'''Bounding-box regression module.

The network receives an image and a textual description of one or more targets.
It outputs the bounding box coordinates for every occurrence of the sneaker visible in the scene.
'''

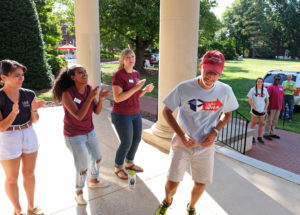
[257,137,265,144]
[263,135,272,141]
[88,180,109,188]
[187,204,196,215]
[269,134,280,139]
[75,194,87,205]
[155,200,171,215]
[252,137,257,145]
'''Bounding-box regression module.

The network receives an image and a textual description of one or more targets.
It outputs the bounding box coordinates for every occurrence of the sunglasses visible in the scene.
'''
[275,78,281,80]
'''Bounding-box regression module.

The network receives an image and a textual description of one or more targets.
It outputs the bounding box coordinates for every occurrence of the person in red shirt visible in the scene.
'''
[52,65,110,205]
[112,48,154,180]
[263,75,284,140]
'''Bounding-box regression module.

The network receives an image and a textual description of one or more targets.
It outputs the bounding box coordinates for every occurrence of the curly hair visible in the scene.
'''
[52,65,80,103]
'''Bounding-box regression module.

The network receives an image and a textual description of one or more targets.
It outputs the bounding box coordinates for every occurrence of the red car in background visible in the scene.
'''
[143,52,154,65]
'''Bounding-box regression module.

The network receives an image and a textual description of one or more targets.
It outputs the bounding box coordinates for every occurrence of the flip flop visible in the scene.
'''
[27,206,44,215]
[114,169,128,180]
[125,164,144,172]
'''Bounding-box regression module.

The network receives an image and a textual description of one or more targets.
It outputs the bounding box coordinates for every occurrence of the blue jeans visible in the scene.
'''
[284,95,294,120]
[111,112,142,168]
[65,130,102,190]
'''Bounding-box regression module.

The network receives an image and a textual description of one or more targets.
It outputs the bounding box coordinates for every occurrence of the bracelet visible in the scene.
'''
[212,127,219,135]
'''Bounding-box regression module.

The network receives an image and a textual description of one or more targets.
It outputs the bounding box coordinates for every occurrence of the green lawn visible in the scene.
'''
[38,59,300,133]
[37,91,52,101]
[219,59,300,133]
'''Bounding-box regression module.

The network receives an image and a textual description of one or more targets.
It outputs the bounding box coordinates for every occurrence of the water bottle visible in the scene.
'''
[127,170,136,189]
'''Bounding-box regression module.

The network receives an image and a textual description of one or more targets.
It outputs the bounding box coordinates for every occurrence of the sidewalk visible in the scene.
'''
[246,129,300,175]
[0,105,299,215]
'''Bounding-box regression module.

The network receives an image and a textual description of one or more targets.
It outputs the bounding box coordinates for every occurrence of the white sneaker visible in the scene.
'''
[75,194,87,205]
[88,180,109,188]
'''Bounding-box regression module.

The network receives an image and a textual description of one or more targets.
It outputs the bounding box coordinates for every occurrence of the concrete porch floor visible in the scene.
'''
[0,104,299,215]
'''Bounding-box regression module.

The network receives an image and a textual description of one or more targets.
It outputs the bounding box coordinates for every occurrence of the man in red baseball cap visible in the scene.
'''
[156,50,238,215]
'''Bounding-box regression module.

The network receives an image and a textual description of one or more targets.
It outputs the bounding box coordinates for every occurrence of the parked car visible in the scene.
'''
[152,53,159,64]
[143,51,154,65]
[263,70,300,106]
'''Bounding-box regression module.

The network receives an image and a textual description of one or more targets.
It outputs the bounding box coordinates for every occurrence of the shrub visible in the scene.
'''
[100,50,115,58]
[0,0,54,90]
[198,38,236,60]
[47,54,68,77]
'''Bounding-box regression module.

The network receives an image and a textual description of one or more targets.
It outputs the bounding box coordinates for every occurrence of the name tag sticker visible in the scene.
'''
[129,79,134,83]
[74,97,81,104]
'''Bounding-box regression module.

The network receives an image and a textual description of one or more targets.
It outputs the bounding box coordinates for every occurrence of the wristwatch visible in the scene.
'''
[212,127,219,135]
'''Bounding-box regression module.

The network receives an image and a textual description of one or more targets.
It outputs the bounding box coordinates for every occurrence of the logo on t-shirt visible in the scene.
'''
[256,93,265,97]
[22,100,30,108]
[188,98,223,112]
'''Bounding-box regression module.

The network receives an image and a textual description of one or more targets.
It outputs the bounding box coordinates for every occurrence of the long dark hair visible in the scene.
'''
[255,77,264,97]
[52,65,80,103]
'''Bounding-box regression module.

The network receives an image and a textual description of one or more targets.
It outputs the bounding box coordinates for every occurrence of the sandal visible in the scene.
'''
[114,169,128,180]
[27,206,44,215]
[125,164,144,172]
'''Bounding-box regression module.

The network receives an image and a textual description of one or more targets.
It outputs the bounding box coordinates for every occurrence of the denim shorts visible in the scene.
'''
[0,126,39,160]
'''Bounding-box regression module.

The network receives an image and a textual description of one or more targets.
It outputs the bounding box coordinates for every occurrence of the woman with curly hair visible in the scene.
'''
[52,64,110,205]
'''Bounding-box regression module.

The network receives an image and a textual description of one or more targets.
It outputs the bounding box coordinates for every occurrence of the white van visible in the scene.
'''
[263,70,300,106]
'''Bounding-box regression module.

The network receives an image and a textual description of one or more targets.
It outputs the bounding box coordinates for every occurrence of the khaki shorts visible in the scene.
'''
[167,135,215,184]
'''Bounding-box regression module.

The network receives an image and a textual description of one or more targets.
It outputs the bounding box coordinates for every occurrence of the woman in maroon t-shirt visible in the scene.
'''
[112,49,154,180]
[52,65,110,205]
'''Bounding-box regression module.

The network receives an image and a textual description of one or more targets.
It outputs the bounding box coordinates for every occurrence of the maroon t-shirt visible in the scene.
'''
[267,84,284,110]
[112,69,141,115]
[63,85,95,137]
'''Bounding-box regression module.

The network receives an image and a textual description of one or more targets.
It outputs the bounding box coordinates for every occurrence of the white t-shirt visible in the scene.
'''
[163,78,239,143]
[247,87,269,113]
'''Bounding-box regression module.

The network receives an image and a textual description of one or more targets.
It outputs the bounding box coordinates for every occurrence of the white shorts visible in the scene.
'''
[167,136,215,184]
[0,126,39,160]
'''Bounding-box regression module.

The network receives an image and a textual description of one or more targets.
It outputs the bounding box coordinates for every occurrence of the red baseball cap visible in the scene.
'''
[200,50,225,75]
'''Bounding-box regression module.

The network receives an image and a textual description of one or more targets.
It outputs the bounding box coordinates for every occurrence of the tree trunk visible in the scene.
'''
[134,36,149,72]
[252,40,255,58]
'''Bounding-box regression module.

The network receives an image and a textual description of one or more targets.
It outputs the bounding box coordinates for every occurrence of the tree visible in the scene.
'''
[198,0,222,56]
[100,0,160,71]
[242,0,272,58]
[54,0,75,37]
[34,0,62,55]
[34,0,67,77]
[0,0,54,90]
[268,0,300,57]
[223,0,300,58]
[223,0,253,56]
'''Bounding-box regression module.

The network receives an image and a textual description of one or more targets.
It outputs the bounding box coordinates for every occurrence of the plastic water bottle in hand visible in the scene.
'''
[127,170,136,189]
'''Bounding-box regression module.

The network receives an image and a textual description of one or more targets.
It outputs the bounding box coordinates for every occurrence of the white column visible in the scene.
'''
[74,0,100,87]
[143,0,200,152]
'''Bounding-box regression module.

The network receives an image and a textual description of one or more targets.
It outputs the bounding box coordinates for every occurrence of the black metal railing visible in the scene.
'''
[217,110,250,154]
